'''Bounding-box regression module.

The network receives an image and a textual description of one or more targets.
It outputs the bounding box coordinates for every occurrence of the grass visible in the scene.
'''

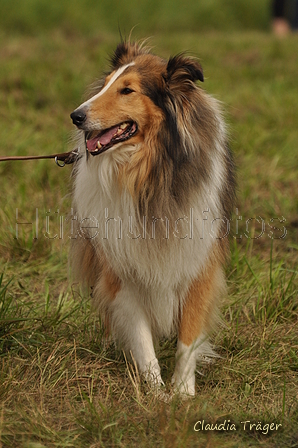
[0,1,298,446]
[0,0,271,36]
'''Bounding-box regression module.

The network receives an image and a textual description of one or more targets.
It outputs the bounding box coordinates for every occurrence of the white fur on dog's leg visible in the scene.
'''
[172,340,197,396]
[109,285,164,389]
[141,356,164,388]
[172,335,218,396]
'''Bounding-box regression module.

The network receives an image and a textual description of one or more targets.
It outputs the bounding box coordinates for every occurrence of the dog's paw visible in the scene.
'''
[171,373,196,397]
[142,369,165,389]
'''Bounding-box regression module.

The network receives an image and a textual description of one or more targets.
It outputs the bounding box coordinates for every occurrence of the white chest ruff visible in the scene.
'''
[73,149,222,291]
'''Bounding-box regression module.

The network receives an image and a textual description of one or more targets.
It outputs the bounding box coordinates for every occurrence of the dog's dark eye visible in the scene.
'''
[120,87,134,95]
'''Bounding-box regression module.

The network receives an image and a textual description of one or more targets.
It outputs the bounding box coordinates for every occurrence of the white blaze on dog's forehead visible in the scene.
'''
[78,62,135,109]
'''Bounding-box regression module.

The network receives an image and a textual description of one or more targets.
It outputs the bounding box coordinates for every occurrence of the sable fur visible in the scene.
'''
[70,41,235,395]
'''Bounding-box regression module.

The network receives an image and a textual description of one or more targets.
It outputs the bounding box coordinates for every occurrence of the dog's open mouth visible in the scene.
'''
[85,121,138,156]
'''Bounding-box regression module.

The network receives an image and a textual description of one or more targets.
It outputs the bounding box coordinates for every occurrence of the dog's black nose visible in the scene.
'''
[70,109,87,127]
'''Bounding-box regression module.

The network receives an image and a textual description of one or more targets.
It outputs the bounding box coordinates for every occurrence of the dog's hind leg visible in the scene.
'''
[108,283,164,388]
[172,261,225,396]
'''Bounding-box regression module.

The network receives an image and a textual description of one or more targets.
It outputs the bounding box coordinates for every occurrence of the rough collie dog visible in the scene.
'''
[70,41,235,396]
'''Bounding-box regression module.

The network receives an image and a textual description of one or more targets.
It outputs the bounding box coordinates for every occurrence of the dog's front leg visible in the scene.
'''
[172,264,224,396]
[109,284,163,388]
[172,336,214,396]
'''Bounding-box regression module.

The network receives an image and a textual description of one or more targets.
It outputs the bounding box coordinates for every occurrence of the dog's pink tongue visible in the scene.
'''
[86,126,119,151]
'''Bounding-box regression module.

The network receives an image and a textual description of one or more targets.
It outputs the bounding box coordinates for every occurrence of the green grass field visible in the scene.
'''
[0,1,298,447]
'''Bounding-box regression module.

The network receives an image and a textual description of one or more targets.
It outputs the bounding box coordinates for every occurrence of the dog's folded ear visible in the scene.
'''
[111,42,130,69]
[165,54,204,86]
[111,41,143,69]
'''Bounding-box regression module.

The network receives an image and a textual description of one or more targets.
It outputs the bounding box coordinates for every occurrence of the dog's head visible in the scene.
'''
[70,41,204,158]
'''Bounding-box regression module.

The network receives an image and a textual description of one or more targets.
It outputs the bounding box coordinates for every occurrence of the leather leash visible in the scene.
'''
[0,148,81,167]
